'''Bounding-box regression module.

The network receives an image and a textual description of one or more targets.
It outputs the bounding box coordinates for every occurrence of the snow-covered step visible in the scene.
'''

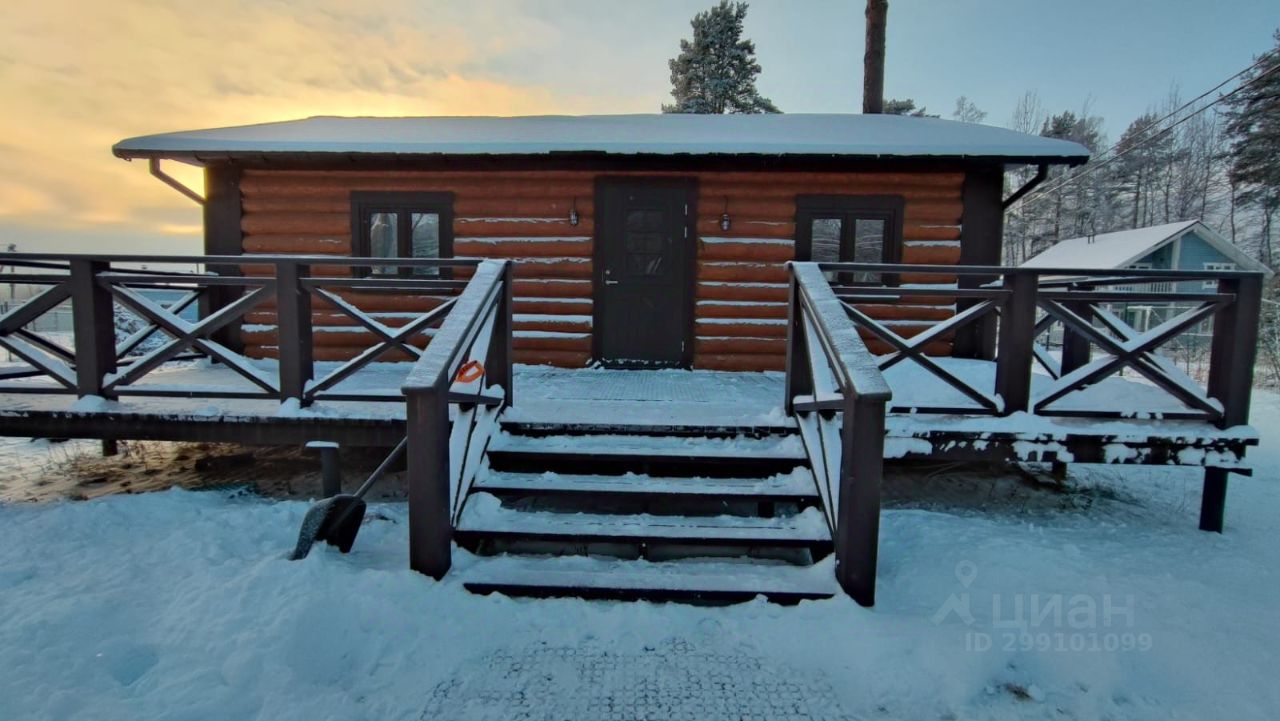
[473,467,819,502]
[488,430,806,460]
[458,554,839,603]
[455,493,831,547]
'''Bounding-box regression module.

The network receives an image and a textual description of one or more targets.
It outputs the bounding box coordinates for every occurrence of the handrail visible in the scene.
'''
[0,251,484,268]
[401,259,514,581]
[402,260,507,392]
[815,260,1268,281]
[791,263,891,402]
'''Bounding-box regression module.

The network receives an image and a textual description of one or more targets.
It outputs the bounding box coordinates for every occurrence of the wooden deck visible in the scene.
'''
[0,360,1254,465]
[0,252,1264,606]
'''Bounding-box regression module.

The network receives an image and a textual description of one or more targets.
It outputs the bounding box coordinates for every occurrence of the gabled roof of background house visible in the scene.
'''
[1022,219,1273,276]
[113,114,1091,164]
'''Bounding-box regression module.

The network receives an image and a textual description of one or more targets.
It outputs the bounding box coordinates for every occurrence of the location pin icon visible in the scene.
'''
[955,560,978,588]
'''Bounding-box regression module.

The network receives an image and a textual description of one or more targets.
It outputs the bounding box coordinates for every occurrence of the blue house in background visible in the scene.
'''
[1023,219,1271,286]
[1023,219,1273,335]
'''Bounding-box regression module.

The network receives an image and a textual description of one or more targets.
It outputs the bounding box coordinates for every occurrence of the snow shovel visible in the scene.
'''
[289,438,407,561]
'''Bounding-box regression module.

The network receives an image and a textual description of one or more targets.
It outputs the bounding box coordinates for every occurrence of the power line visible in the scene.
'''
[1017,61,1278,207]
[1010,52,1280,211]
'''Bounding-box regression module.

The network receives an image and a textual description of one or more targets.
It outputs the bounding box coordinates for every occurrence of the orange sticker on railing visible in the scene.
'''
[455,359,484,384]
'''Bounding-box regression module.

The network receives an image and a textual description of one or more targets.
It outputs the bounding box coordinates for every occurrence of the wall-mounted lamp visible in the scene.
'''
[719,197,731,232]
[569,197,580,227]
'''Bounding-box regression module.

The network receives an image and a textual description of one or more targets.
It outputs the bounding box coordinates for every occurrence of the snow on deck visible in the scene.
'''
[0,358,1254,449]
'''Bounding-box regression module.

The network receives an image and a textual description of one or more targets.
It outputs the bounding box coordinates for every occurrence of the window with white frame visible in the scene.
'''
[1203,262,1235,289]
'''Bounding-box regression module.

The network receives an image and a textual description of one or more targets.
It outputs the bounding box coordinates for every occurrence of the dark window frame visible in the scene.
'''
[349,191,455,278]
[795,194,906,285]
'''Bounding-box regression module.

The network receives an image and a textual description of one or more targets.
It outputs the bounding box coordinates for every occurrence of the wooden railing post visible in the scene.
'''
[406,382,452,578]
[1200,274,1263,532]
[275,260,313,404]
[836,394,887,607]
[486,260,515,406]
[69,258,116,398]
[784,269,813,415]
[993,270,1039,415]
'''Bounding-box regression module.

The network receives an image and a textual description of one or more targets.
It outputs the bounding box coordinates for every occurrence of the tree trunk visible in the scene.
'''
[863,0,888,114]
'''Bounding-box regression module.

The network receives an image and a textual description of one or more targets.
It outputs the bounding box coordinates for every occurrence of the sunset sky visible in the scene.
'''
[1,0,1275,256]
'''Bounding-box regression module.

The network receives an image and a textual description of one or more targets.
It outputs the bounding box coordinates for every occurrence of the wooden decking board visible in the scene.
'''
[455,499,832,546]
[459,554,839,602]
[473,468,818,501]
[488,431,807,460]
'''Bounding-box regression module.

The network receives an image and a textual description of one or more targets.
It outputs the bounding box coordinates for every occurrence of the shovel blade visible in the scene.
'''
[289,495,367,560]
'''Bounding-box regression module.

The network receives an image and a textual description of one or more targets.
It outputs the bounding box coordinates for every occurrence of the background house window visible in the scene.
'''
[350,192,454,277]
[1203,262,1235,289]
[796,195,904,284]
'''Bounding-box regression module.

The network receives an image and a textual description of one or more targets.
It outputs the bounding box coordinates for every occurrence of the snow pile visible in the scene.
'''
[2,402,1279,719]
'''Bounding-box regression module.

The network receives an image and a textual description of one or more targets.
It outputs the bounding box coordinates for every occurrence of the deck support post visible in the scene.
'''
[783,270,813,415]
[836,394,887,607]
[1199,274,1263,532]
[275,261,314,405]
[993,270,1038,415]
[1060,293,1093,376]
[306,441,342,498]
[69,259,116,398]
[1199,468,1229,533]
[406,385,452,578]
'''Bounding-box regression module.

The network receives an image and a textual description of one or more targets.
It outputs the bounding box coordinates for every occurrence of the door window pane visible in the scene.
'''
[410,212,440,277]
[369,212,398,275]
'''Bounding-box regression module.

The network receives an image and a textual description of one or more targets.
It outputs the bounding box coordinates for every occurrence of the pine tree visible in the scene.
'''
[1038,110,1109,243]
[1114,112,1168,228]
[882,98,936,117]
[1222,30,1280,264]
[663,1,780,114]
[951,96,987,124]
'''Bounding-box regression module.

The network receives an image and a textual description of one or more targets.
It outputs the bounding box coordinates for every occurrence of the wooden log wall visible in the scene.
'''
[236,169,965,371]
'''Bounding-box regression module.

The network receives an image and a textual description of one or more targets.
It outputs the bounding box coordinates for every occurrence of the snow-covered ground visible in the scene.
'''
[1,399,1278,719]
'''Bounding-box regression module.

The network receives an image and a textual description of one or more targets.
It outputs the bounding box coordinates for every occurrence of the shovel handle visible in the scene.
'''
[354,437,408,499]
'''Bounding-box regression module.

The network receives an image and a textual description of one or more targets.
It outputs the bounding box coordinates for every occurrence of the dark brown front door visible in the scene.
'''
[595,179,694,367]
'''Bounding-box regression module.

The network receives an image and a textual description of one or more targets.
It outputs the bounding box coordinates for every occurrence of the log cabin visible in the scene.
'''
[111,113,1088,370]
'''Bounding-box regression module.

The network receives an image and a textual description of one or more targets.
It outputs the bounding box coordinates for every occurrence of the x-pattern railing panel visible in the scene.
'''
[842,298,1003,414]
[0,281,76,388]
[304,285,458,401]
[114,287,204,361]
[1033,297,1225,418]
[103,281,278,395]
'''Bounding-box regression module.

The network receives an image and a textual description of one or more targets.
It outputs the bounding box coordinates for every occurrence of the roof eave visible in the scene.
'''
[112,146,1089,168]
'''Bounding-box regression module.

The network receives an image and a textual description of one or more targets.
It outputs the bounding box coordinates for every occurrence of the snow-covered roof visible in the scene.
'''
[1023,221,1200,270]
[1022,219,1272,276]
[113,114,1090,163]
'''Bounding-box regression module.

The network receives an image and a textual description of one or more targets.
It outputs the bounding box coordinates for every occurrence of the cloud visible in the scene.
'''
[0,0,598,249]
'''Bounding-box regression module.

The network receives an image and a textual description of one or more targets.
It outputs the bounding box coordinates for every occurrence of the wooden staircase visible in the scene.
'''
[451,418,840,603]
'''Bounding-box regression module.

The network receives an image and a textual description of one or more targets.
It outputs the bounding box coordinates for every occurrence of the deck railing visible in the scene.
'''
[820,262,1264,427]
[0,252,486,406]
[402,259,514,579]
[785,262,892,607]
[786,260,1266,603]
